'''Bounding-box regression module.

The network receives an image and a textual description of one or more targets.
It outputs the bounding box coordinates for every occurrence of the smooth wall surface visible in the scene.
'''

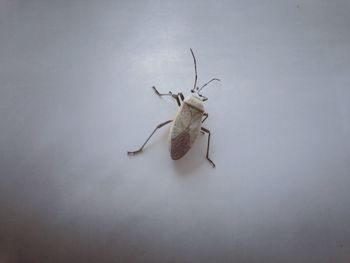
[1,0,350,262]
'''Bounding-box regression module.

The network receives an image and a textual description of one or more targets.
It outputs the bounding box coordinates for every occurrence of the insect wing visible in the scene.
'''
[169,101,203,160]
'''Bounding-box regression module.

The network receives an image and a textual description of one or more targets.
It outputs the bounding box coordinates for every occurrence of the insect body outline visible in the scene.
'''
[127,49,220,167]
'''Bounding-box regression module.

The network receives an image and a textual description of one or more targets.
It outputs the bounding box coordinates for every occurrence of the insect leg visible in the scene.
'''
[172,92,185,106]
[202,112,209,123]
[152,86,172,96]
[178,93,184,103]
[173,95,181,107]
[200,127,215,168]
[152,86,183,107]
[200,113,209,135]
[127,120,173,155]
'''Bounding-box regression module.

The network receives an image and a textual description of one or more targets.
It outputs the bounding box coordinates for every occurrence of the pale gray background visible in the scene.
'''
[1,0,350,262]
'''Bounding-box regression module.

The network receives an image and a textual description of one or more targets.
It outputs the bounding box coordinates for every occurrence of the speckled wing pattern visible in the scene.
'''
[169,96,204,160]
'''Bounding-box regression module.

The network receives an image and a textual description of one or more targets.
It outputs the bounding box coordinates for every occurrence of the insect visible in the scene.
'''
[127,49,220,167]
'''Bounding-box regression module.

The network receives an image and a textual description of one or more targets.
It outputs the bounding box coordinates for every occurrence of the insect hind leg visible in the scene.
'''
[127,120,173,155]
[152,86,184,107]
[200,127,215,168]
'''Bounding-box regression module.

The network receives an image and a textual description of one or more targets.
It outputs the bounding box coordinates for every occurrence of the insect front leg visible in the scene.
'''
[127,120,173,155]
[200,127,215,168]
[152,86,184,107]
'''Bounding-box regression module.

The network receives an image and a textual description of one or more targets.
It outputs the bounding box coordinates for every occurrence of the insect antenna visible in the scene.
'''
[190,48,198,92]
[198,78,220,92]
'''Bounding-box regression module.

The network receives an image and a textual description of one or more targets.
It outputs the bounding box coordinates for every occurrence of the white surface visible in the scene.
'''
[0,0,350,262]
